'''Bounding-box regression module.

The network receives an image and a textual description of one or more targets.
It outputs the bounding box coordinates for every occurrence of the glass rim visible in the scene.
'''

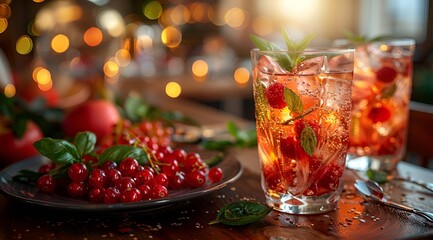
[334,38,416,47]
[251,47,355,55]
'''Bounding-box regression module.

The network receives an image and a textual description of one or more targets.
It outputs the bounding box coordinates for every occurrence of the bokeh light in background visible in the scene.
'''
[83,27,103,47]
[0,3,11,19]
[165,81,181,98]
[143,1,162,20]
[16,35,33,55]
[4,84,15,98]
[0,18,7,33]
[103,60,119,78]
[51,34,69,53]
[233,67,250,85]
[161,26,181,48]
[192,60,208,81]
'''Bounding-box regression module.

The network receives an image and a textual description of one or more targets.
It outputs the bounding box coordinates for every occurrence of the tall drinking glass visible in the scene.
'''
[251,48,354,214]
[343,40,416,172]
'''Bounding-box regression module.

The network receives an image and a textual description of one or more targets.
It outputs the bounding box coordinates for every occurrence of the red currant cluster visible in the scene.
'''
[35,120,224,204]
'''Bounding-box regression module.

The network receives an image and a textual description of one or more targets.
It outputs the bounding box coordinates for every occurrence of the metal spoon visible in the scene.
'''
[354,179,433,223]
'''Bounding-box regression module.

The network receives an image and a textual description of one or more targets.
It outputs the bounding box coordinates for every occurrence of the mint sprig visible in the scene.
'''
[250,27,314,72]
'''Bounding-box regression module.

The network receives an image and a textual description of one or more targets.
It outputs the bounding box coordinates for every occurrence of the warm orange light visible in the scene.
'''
[189,3,207,23]
[38,80,53,92]
[165,81,181,98]
[103,60,119,77]
[0,18,7,33]
[84,27,103,47]
[0,4,11,19]
[115,49,131,67]
[32,66,43,82]
[16,35,33,55]
[252,16,273,36]
[224,7,245,28]
[51,34,69,53]
[161,26,182,48]
[234,67,250,85]
[4,83,15,98]
[192,60,208,79]
[36,68,52,85]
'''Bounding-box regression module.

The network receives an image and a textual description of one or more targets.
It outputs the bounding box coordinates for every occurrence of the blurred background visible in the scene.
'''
[0,0,432,121]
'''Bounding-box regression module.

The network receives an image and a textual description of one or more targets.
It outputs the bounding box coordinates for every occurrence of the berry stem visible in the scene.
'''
[281,106,318,125]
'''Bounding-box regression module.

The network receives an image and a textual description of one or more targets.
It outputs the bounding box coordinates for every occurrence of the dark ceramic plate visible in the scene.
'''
[0,155,242,213]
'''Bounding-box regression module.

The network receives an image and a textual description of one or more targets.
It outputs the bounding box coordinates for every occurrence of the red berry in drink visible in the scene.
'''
[280,136,298,159]
[68,163,88,182]
[88,169,107,188]
[119,157,139,177]
[67,181,87,198]
[375,66,397,83]
[120,188,142,203]
[208,167,223,183]
[265,82,287,109]
[294,119,319,139]
[368,105,392,123]
[37,175,56,193]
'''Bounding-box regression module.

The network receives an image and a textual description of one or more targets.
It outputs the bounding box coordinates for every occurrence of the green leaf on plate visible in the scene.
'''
[98,145,148,165]
[74,131,96,157]
[33,138,80,164]
[366,169,389,184]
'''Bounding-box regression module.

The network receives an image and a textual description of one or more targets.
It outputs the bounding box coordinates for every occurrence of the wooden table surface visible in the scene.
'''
[1,97,432,240]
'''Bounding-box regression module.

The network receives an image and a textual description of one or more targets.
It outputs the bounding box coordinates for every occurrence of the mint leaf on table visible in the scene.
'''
[366,169,389,184]
[209,201,272,226]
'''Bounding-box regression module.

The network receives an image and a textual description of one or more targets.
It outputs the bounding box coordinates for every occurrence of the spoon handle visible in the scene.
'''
[382,198,433,223]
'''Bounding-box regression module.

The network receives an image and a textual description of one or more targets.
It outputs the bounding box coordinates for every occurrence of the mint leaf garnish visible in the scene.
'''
[381,83,397,99]
[366,169,389,184]
[250,28,315,72]
[283,88,303,114]
[300,125,317,156]
[74,132,96,157]
[209,201,272,226]
[33,138,80,164]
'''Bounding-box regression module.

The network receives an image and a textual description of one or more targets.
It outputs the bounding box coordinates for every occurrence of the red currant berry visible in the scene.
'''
[120,188,142,203]
[38,163,55,175]
[375,66,397,83]
[265,82,287,109]
[186,170,206,188]
[153,173,169,187]
[150,185,168,199]
[103,187,120,204]
[138,184,151,200]
[161,159,179,178]
[169,171,186,190]
[208,167,223,183]
[115,177,136,192]
[134,169,154,185]
[88,169,108,188]
[106,168,122,185]
[37,175,56,193]
[67,181,87,198]
[100,161,117,172]
[88,188,105,203]
[183,153,204,171]
[119,157,139,177]
[68,163,88,182]
[170,149,187,163]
